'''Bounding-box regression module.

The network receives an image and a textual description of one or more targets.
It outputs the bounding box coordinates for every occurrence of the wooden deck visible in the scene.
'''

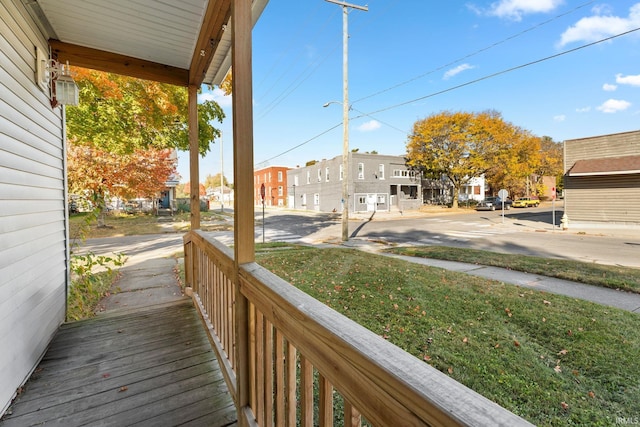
[0,299,237,427]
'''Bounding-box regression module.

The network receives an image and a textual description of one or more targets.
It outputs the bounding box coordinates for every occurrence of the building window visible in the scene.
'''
[358,196,366,204]
[301,194,307,206]
[269,172,272,182]
[358,163,364,179]
[378,164,385,179]
[294,175,299,186]
[314,193,319,205]
[278,186,283,196]
[278,171,283,182]
[325,167,330,182]
[339,164,344,180]
[317,169,322,182]
[393,169,416,178]
[377,195,386,204]
[306,171,311,184]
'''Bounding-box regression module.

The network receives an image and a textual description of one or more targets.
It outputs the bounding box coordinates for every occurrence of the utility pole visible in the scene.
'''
[325,0,368,241]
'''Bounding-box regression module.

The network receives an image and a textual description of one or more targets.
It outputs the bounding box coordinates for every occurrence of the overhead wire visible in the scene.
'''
[363,27,640,116]
[352,0,598,105]
[256,27,640,165]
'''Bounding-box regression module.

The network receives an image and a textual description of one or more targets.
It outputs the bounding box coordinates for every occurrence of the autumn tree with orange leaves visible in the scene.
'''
[65,69,225,220]
[407,110,562,207]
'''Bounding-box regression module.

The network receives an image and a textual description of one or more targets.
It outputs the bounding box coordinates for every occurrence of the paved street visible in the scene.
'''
[82,205,640,270]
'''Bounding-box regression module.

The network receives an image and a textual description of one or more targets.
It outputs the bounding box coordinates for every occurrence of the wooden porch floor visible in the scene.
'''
[0,299,237,427]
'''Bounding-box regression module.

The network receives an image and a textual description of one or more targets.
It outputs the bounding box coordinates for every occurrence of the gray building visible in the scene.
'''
[564,130,640,225]
[287,153,421,213]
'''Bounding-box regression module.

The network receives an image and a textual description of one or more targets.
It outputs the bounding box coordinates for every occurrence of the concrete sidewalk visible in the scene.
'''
[338,237,640,314]
[81,235,188,315]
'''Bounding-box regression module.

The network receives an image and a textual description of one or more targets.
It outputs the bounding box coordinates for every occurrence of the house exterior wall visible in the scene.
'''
[564,130,640,224]
[254,166,289,207]
[0,0,68,414]
[287,153,421,213]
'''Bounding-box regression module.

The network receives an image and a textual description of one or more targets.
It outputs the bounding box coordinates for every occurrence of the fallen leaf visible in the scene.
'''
[543,300,551,305]
[447,367,453,374]
[567,330,573,336]
[513,340,520,347]
[588,391,595,398]
[119,386,128,392]
[462,337,468,344]
[560,401,569,411]
[542,317,547,322]
[102,373,110,378]
[494,343,500,348]
[554,365,562,373]
[558,349,568,356]
[423,355,431,361]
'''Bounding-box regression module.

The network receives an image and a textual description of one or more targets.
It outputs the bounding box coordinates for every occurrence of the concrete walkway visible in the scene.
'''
[83,229,640,315]
[80,234,187,314]
[338,237,640,314]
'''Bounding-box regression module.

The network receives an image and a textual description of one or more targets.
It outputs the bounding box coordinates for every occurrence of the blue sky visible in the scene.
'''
[179,0,640,183]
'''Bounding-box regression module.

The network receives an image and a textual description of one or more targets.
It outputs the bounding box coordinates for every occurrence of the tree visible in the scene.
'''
[67,145,176,224]
[204,173,231,191]
[406,110,519,208]
[65,69,225,221]
[67,68,225,156]
[181,182,207,196]
[534,136,563,193]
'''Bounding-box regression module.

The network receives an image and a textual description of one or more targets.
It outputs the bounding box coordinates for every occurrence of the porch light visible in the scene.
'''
[36,47,79,107]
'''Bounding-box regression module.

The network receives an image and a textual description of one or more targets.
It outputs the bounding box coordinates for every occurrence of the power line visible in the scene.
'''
[364,27,640,116]
[257,122,343,166]
[256,27,639,165]
[352,0,598,105]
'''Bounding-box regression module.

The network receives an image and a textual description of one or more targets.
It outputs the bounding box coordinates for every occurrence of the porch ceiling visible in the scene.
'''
[23,0,269,86]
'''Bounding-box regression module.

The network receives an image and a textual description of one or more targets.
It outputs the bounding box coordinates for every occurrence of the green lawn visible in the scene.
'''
[256,245,640,427]
[386,246,640,294]
[69,210,233,240]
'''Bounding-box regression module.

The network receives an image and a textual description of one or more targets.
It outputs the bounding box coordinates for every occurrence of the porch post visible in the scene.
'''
[232,0,254,423]
[188,84,200,230]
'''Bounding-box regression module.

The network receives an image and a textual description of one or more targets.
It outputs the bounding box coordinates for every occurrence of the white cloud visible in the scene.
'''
[357,120,381,132]
[444,63,475,80]
[484,0,564,21]
[558,3,640,47]
[553,114,566,122]
[602,83,617,91]
[616,73,640,87]
[576,106,591,113]
[597,99,631,113]
[199,87,232,107]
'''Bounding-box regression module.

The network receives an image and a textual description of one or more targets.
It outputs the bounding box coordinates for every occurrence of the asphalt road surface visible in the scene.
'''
[82,206,640,269]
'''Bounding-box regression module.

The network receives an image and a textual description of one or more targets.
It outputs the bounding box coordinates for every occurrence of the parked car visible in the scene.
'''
[475,196,512,211]
[512,197,540,208]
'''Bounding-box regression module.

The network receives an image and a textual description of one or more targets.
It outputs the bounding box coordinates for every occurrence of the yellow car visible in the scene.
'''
[512,197,540,208]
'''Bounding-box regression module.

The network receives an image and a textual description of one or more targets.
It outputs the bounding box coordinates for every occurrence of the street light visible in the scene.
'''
[324,0,368,241]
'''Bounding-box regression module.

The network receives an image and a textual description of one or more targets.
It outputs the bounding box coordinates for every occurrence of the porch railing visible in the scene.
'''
[184,230,533,426]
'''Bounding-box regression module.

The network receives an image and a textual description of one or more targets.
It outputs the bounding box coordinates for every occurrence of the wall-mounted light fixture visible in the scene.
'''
[36,46,79,108]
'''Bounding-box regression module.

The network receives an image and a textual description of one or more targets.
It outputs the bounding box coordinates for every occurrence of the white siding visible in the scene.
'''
[0,0,68,414]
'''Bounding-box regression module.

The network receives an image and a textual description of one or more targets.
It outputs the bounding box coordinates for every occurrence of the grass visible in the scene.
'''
[385,246,640,294]
[256,245,640,427]
[69,210,233,239]
[66,270,120,321]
